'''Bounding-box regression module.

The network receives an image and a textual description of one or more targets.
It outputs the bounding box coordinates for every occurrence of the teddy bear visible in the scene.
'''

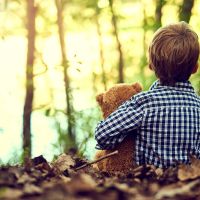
[95,82,142,172]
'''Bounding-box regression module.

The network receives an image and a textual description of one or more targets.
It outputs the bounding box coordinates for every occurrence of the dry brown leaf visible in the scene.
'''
[178,156,200,181]
[59,175,71,183]
[17,173,36,184]
[23,183,43,195]
[155,179,200,200]
[0,187,23,199]
[113,183,130,192]
[8,167,23,180]
[97,190,119,200]
[35,162,52,172]
[41,177,61,189]
[155,168,163,177]
[111,182,141,195]
[67,173,97,193]
[52,153,75,173]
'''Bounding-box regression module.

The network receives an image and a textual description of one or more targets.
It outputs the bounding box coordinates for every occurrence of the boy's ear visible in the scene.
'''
[149,63,153,71]
[192,63,198,74]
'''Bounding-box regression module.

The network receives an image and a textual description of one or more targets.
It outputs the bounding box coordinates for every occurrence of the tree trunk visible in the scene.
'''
[22,0,36,162]
[154,0,166,30]
[95,8,107,91]
[179,0,194,23]
[139,1,148,88]
[55,0,76,151]
[108,0,124,83]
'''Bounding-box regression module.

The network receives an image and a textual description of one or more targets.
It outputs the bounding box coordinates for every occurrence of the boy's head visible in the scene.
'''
[149,21,199,85]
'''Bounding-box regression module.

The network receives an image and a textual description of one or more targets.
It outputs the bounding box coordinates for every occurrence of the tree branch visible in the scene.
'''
[75,150,118,171]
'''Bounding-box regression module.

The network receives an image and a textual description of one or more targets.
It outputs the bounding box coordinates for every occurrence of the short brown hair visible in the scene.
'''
[149,21,199,85]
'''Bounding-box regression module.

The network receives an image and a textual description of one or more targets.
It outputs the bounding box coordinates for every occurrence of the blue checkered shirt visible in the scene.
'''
[95,80,200,168]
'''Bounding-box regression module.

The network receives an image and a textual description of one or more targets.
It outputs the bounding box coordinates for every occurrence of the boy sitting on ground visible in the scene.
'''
[95,21,200,169]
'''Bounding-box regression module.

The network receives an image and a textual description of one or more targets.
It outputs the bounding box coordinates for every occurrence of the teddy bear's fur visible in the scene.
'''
[95,82,142,172]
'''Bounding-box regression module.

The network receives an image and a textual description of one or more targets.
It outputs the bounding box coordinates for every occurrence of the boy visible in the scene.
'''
[95,21,200,168]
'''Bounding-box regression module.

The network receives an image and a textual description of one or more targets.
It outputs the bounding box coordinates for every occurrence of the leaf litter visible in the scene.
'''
[0,153,200,200]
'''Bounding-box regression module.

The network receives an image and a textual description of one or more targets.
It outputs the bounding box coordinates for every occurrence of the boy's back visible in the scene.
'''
[135,80,200,168]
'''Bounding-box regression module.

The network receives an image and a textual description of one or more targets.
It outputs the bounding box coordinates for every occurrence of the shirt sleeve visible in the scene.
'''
[95,95,143,150]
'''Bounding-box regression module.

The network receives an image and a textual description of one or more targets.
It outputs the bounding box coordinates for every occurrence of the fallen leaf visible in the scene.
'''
[155,179,200,200]
[52,154,75,173]
[31,155,48,166]
[178,156,200,181]
[23,183,43,195]
[0,187,23,199]
[8,166,23,180]
[0,168,17,187]
[158,167,178,184]
[155,168,163,177]
[67,173,97,194]
[17,173,36,184]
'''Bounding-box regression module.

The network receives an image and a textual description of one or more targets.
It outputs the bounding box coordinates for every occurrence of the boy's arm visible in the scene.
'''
[95,96,143,150]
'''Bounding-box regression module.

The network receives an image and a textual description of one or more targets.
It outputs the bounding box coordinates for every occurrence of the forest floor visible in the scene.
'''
[1,151,200,200]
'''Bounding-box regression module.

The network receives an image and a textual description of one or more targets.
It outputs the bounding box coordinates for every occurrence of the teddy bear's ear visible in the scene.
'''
[132,82,142,93]
[96,93,104,105]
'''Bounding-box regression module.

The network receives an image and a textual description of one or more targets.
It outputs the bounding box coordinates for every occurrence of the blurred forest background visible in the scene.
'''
[0,0,200,164]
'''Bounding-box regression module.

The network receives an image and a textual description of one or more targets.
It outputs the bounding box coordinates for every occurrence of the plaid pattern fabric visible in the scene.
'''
[95,80,200,168]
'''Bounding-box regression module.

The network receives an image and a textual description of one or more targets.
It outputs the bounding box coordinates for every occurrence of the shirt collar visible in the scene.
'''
[149,80,195,93]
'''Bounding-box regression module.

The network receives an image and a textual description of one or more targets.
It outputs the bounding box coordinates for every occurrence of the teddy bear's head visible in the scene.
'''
[96,82,142,119]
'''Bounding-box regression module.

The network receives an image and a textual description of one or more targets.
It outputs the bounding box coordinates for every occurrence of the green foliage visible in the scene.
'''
[0,148,23,166]
[52,114,74,153]
[191,62,200,96]
[75,107,101,158]
[47,106,101,158]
